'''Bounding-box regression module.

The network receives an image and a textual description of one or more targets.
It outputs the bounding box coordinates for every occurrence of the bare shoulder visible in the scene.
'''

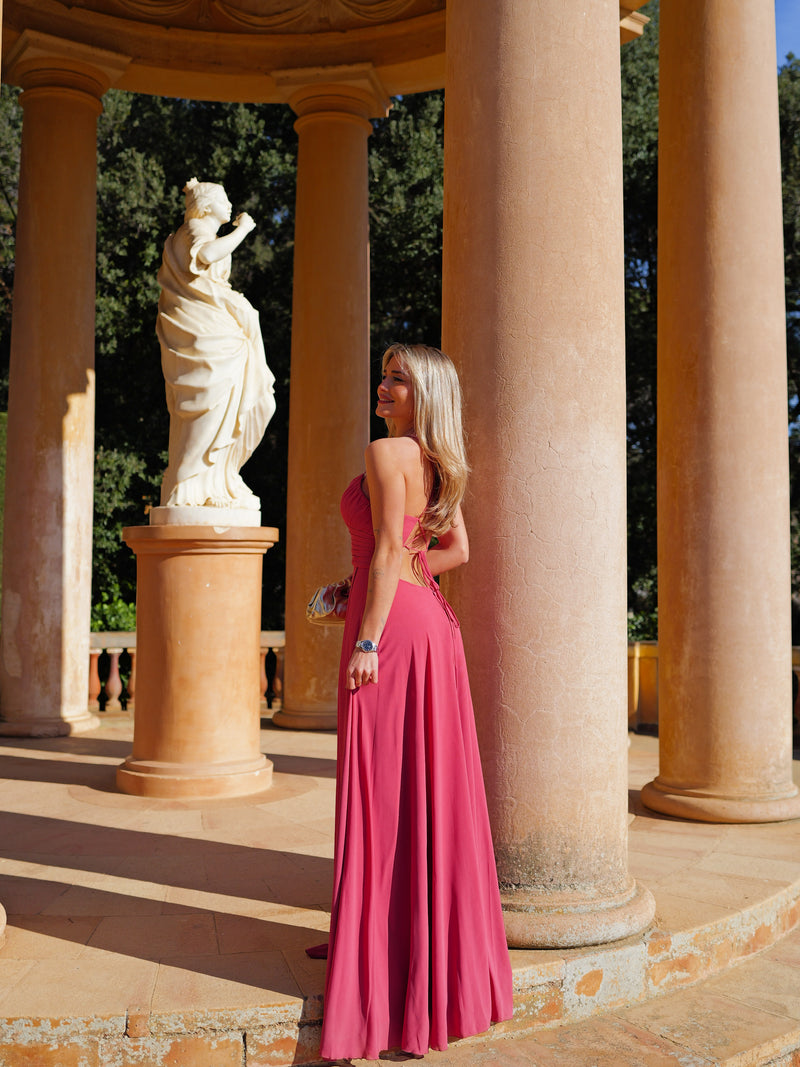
[365,436,419,471]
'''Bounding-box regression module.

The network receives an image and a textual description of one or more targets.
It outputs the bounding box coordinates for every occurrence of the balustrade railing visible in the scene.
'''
[88,635,798,733]
[89,631,285,713]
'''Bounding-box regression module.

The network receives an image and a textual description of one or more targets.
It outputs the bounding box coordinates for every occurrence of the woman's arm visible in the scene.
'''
[427,504,469,577]
[345,438,408,691]
[197,213,256,266]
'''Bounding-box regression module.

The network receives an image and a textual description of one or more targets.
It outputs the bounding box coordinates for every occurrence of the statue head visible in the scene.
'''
[182,178,230,221]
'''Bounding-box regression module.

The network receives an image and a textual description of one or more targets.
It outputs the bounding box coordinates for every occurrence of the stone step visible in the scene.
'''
[1,727,800,1065]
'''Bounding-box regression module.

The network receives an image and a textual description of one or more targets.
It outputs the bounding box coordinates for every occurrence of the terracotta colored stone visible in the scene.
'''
[0,1043,100,1067]
[0,39,124,740]
[441,0,653,952]
[99,1034,244,1066]
[118,525,277,799]
[126,1007,151,1038]
[575,969,604,997]
[643,0,800,825]
[276,73,387,733]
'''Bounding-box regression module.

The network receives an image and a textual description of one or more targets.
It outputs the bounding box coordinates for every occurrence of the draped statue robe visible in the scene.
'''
[156,219,276,508]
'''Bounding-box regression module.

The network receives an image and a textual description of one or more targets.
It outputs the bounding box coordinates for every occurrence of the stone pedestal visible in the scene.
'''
[442,0,654,947]
[642,0,800,824]
[274,68,389,731]
[118,525,277,799]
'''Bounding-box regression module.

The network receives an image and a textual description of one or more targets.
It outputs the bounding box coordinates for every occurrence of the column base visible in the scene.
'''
[117,754,273,799]
[0,711,101,737]
[271,707,337,730]
[502,879,656,949]
[641,778,800,823]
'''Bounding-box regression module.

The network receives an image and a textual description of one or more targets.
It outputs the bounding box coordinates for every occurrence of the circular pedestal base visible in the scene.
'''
[149,505,262,528]
[0,711,101,737]
[272,707,337,731]
[641,778,800,824]
[117,754,273,799]
[502,879,656,949]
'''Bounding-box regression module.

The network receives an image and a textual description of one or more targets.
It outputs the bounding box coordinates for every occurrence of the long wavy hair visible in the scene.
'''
[382,343,470,537]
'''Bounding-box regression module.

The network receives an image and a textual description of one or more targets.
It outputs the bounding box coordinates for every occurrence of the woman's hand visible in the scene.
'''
[346,649,379,690]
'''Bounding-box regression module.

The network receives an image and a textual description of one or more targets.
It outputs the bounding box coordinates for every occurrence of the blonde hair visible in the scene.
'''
[382,343,469,538]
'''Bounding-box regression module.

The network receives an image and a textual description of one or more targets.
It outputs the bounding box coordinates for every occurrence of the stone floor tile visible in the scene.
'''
[0,960,37,1009]
[0,955,158,1017]
[767,929,800,968]
[40,883,167,916]
[0,874,70,915]
[151,950,303,1013]
[703,956,800,1020]
[710,832,800,863]
[628,850,698,880]
[619,989,800,1064]
[281,945,328,1000]
[631,815,726,841]
[3,916,100,958]
[515,1015,715,1066]
[627,828,716,860]
[645,867,787,911]
[695,850,800,885]
[648,891,734,934]
[215,909,329,955]
[85,913,217,958]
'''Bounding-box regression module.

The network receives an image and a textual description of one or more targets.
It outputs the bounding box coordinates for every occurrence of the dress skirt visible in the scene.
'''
[319,477,513,1061]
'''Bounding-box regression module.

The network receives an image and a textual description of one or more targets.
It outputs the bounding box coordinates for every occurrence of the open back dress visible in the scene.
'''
[319,474,513,1061]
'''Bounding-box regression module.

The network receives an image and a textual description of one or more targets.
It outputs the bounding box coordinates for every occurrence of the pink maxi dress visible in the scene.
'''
[319,475,513,1061]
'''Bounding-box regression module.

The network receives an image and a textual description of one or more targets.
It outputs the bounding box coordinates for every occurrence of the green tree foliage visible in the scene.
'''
[621,0,660,637]
[368,91,444,436]
[0,86,445,629]
[1,31,798,637]
[0,86,21,409]
[93,92,298,627]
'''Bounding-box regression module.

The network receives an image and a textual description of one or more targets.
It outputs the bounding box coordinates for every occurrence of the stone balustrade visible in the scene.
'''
[89,631,285,713]
[88,634,798,736]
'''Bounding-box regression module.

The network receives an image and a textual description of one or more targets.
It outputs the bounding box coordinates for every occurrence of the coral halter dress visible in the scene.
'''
[319,475,513,1061]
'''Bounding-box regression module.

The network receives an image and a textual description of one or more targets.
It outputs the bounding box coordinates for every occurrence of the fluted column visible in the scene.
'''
[442,0,654,947]
[274,68,389,730]
[641,2,800,823]
[0,34,127,736]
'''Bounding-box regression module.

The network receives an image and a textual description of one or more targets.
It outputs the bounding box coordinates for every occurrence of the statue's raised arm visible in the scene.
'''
[156,178,276,516]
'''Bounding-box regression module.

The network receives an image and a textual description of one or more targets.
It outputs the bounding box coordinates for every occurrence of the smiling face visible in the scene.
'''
[376,354,415,436]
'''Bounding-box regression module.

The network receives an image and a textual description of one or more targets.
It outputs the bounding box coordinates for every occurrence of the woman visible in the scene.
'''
[319,343,513,1061]
[156,178,275,509]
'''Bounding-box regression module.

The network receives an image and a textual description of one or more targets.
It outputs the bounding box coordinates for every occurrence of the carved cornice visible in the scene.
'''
[5,28,130,96]
[55,0,441,34]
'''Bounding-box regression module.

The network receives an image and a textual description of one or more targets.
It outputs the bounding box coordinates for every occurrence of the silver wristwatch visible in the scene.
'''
[355,639,379,654]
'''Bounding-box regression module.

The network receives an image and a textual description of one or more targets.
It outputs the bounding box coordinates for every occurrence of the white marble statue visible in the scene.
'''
[156,178,276,513]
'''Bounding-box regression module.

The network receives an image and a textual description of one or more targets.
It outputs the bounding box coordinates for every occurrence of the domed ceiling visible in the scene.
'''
[1,1,648,103]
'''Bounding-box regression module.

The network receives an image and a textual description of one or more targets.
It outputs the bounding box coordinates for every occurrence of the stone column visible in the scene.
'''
[641,2,800,823]
[442,0,654,947]
[0,34,127,736]
[273,68,389,730]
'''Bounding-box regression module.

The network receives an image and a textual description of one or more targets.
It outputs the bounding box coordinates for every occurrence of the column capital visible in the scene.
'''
[275,63,391,121]
[5,29,130,100]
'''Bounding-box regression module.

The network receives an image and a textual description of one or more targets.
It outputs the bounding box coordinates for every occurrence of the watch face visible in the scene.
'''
[357,639,378,653]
